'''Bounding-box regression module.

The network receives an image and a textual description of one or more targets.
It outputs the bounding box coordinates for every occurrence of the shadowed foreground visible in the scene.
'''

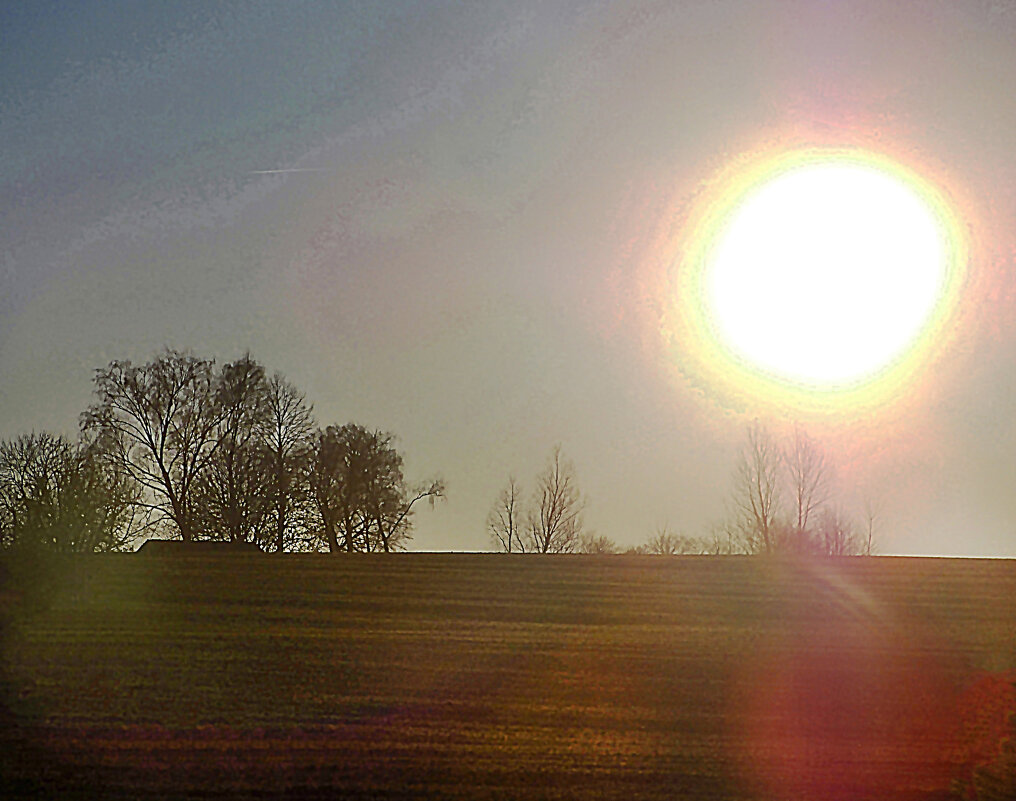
[1,553,1014,800]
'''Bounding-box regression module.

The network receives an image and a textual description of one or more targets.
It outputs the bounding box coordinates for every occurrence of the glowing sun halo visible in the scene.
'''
[708,161,947,386]
[671,147,966,411]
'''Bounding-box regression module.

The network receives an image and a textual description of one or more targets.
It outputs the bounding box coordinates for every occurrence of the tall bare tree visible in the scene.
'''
[358,429,407,553]
[261,373,315,553]
[193,354,272,546]
[783,424,831,548]
[732,421,782,554]
[82,349,222,542]
[861,496,880,556]
[488,477,521,553]
[309,425,352,553]
[524,446,584,554]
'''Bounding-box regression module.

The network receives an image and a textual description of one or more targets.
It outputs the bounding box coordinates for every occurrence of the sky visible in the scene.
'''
[3,0,1016,556]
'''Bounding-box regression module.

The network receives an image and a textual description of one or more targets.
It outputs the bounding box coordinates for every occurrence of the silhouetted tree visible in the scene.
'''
[523,446,584,554]
[359,429,444,553]
[576,533,617,554]
[814,507,860,556]
[702,523,742,555]
[644,524,702,555]
[261,373,315,553]
[310,424,383,552]
[82,349,222,542]
[193,354,272,546]
[727,422,869,556]
[861,496,880,556]
[309,423,444,553]
[358,429,409,553]
[309,425,352,553]
[488,477,522,553]
[783,424,831,552]
[731,421,782,554]
[0,432,140,552]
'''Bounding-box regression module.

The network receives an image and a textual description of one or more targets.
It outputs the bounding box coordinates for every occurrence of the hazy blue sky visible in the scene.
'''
[4,1,1016,555]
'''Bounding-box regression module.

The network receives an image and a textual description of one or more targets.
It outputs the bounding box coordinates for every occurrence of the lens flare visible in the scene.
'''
[665,146,968,416]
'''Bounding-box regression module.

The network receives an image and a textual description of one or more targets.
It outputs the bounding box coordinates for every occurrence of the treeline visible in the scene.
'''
[489,423,874,557]
[2,349,873,557]
[0,349,444,554]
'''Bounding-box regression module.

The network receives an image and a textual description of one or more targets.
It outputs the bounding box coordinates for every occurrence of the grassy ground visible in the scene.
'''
[1,553,1014,799]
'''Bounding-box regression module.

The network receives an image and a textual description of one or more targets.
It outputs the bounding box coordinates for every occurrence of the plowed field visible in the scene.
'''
[2,554,1014,799]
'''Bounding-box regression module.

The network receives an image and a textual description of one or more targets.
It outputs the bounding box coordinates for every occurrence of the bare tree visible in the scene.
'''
[193,354,272,546]
[66,434,146,551]
[703,521,743,555]
[0,432,140,552]
[261,373,315,553]
[360,430,444,553]
[310,424,385,553]
[524,446,584,554]
[731,421,782,554]
[0,432,69,550]
[488,477,522,553]
[644,523,701,555]
[783,424,830,549]
[359,429,408,553]
[815,507,861,556]
[309,425,354,553]
[310,424,444,553]
[576,533,617,554]
[380,478,445,552]
[861,496,880,556]
[82,350,223,542]
[725,423,875,556]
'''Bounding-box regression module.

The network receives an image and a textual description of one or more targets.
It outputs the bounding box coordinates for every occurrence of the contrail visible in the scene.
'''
[249,168,332,174]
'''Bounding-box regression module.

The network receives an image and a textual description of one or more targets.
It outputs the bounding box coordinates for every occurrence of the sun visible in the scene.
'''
[667,146,967,413]
[706,160,948,386]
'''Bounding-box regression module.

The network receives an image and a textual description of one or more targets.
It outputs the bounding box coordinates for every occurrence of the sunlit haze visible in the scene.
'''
[2,1,1016,556]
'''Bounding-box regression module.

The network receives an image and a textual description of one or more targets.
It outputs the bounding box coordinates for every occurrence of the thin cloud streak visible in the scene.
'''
[249,168,334,175]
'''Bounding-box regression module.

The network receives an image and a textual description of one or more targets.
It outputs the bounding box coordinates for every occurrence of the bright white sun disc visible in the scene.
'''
[705,162,948,386]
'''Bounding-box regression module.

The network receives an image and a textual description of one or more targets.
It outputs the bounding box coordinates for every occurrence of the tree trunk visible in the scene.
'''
[341,513,354,552]
[172,495,192,543]
[275,499,286,554]
[274,460,287,554]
